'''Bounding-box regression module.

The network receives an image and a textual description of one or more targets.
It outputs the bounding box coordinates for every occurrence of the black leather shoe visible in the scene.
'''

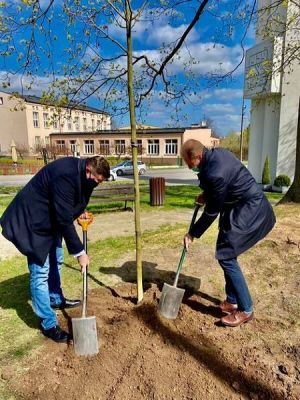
[42,325,70,343]
[51,298,81,310]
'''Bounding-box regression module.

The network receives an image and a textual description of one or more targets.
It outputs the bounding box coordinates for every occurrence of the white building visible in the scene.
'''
[0,91,111,154]
[244,0,300,183]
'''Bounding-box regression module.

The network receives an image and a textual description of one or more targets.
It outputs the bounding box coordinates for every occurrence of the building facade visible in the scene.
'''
[0,91,111,154]
[50,125,219,165]
[244,0,300,183]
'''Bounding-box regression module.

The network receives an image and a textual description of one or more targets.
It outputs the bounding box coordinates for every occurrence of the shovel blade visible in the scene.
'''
[158,283,185,319]
[72,316,99,356]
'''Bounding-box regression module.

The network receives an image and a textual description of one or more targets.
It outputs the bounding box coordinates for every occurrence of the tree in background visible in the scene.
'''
[262,156,271,185]
[220,126,249,160]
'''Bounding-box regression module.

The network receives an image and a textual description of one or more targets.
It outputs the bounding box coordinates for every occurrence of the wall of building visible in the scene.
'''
[183,128,219,147]
[0,92,28,153]
[246,0,299,183]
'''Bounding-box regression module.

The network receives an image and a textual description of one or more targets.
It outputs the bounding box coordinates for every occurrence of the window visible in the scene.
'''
[91,118,95,131]
[83,118,87,131]
[84,140,94,154]
[45,136,50,145]
[165,139,178,155]
[35,136,41,146]
[56,140,65,150]
[67,117,72,131]
[137,139,143,155]
[74,116,80,131]
[99,140,110,155]
[33,111,39,128]
[53,115,58,129]
[96,120,101,130]
[147,139,159,155]
[43,113,49,128]
[115,140,125,154]
[70,140,77,153]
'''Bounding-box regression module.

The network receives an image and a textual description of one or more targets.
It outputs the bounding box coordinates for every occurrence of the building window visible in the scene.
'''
[96,119,101,130]
[67,117,72,131]
[70,140,77,153]
[137,139,143,155]
[53,115,58,129]
[74,116,80,131]
[83,118,87,131]
[45,136,50,145]
[43,113,49,128]
[33,111,39,128]
[35,136,41,146]
[56,140,65,150]
[91,118,95,131]
[99,140,110,155]
[84,140,94,154]
[147,139,159,155]
[165,139,178,155]
[115,140,125,154]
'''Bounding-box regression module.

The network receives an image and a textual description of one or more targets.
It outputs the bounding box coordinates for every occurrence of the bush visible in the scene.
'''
[262,157,271,184]
[274,174,291,187]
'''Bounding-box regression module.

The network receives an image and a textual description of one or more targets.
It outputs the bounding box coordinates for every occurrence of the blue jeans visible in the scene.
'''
[218,258,253,313]
[28,238,65,330]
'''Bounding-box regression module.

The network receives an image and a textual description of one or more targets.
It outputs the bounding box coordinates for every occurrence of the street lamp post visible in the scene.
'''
[239,98,246,162]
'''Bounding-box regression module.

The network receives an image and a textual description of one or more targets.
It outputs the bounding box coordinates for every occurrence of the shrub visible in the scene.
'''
[274,174,291,187]
[262,157,271,184]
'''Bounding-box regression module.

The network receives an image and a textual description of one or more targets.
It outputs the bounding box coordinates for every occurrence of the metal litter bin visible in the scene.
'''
[150,177,165,206]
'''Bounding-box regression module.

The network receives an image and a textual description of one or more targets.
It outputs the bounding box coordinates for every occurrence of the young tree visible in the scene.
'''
[0,0,255,301]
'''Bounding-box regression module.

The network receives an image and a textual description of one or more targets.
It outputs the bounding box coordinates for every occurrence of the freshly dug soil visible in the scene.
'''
[12,282,300,400]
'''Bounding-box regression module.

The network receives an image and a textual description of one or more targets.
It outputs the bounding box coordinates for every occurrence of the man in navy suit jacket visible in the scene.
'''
[182,139,275,327]
[1,156,110,342]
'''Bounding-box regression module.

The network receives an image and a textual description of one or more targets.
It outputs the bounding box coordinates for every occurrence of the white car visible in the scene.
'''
[111,160,147,176]
[108,169,118,181]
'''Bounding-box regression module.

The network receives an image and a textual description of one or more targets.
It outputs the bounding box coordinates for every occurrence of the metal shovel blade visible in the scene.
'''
[158,283,185,319]
[72,316,99,356]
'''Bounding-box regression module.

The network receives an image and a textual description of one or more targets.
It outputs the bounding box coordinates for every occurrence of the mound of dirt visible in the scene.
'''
[11,283,300,400]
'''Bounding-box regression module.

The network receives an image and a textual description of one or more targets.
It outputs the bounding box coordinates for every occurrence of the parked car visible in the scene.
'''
[111,160,146,176]
[108,169,118,181]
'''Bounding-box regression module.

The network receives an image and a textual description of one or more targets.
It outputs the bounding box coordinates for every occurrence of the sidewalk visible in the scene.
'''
[0,208,194,261]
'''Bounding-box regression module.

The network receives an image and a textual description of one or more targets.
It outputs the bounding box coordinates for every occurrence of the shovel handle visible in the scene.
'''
[81,225,89,318]
[77,212,93,231]
[173,204,201,287]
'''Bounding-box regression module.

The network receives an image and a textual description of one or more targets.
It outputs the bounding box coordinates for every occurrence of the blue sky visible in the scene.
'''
[0,0,255,135]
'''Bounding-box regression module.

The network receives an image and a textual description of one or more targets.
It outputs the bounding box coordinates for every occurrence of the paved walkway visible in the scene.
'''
[0,209,194,261]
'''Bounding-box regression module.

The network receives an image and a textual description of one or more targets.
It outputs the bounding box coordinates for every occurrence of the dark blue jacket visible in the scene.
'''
[0,157,96,265]
[189,148,276,260]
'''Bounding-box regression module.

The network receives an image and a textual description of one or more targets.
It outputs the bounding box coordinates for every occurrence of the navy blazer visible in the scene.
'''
[189,148,276,260]
[0,157,97,265]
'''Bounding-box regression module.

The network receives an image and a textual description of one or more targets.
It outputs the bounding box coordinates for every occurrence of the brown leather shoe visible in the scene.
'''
[218,300,238,313]
[221,310,254,327]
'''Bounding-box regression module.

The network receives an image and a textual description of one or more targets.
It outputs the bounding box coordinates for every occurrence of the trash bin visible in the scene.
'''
[150,177,165,206]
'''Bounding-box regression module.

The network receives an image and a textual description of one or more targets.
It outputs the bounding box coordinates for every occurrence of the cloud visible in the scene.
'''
[202,102,236,114]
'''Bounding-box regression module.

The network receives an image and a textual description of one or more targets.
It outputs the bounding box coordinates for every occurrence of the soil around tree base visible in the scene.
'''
[10,282,300,400]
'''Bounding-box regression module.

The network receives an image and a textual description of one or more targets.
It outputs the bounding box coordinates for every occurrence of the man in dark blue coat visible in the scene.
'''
[182,139,275,327]
[0,156,110,342]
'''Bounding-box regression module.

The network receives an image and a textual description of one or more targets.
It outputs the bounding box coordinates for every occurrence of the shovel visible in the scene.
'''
[158,203,201,319]
[72,212,99,356]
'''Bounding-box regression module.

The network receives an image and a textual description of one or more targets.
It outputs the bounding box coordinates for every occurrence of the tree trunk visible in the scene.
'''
[280,97,300,203]
[125,1,143,302]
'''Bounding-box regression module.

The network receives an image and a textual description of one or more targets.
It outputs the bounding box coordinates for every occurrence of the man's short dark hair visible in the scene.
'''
[86,156,110,180]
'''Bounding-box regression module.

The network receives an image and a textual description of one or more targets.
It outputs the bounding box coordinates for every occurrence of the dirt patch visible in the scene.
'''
[3,204,300,400]
[9,282,300,400]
